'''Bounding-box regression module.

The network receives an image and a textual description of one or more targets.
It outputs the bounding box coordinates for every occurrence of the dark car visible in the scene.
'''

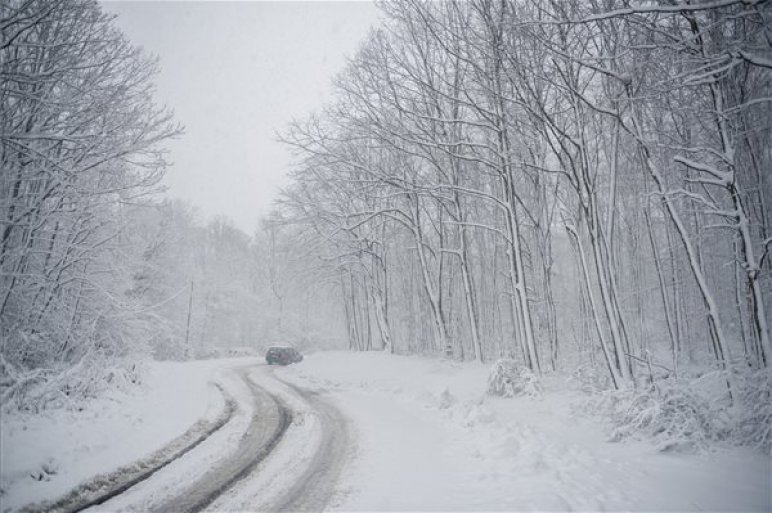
[265,346,303,365]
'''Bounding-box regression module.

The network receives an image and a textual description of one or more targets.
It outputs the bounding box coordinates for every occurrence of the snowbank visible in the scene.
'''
[277,351,771,512]
[0,358,249,511]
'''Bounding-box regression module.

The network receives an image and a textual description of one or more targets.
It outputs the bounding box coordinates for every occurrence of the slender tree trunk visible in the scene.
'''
[567,224,621,389]
[644,203,678,376]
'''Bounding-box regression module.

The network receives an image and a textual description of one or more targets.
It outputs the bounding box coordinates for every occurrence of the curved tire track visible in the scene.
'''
[153,367,292,513]
[266,377,350,513]
[20,365,347,513]
[20,384,236,513]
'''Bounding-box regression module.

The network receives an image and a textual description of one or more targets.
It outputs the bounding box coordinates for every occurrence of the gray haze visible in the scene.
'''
[104,1,380,233]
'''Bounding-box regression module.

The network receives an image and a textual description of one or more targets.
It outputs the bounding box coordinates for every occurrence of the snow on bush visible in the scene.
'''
[438,387,456,409]
[487,358,542,398]
[734,369,772,453]
[597,384,724,452]
[568,363,612,393]
[589,367,772,453]
[1,353,143,415]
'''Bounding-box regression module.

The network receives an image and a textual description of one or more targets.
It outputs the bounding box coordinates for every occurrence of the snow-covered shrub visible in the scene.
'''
[603,385,724,452]
[487,359,518,397]
[568,363,612,393]
[734,369,772,453]
[1,353,144,415]
[487,358,542,398]
[438,387,456,409]
[587,370,740,453]
[586,367,772,454]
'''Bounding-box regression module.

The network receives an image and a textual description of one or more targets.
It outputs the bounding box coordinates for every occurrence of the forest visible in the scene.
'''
[0,0,339,412]
[277,0,771,448]
[1,0,770,452]
[283,0,770,372]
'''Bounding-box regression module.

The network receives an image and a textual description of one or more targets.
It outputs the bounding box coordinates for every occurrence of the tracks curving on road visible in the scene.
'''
[20,385,237,513]
[153,366,293,513]
[21,363,350,513]
[266,378,350,513]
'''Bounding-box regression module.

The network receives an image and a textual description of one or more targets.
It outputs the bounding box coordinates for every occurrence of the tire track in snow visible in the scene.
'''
[266,380,349,513]
[153,367,292,513]
[20,364,348,513]
[19,384,236,513]
[202,367,351,513]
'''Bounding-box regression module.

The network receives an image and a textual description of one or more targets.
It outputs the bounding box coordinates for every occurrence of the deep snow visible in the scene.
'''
[2,352,769,512]
[277,351,771,512]
[0,358,240,512]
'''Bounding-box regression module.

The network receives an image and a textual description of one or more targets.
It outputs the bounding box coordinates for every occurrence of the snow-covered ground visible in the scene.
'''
[0,358,248,512]
[2,352,769,512]
[204,367,333,512]
[277,351,771,512]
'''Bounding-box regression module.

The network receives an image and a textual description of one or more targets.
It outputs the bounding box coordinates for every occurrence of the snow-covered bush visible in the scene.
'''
[568,363,612,393]
[1,353,143,414]
[438,387,456,409]
[487,358,542,398]
[587,367,772,454]
[599,384,724,452]
[734,369,772,453]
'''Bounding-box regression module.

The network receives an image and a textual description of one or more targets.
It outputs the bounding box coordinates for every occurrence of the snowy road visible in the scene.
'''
[264,381,350,513]
[150,366,349,513]
[7,355,768,512]
[148,366,292,512]
[12,362,350,513]
[96,364,350,513]
[203,367,350,513]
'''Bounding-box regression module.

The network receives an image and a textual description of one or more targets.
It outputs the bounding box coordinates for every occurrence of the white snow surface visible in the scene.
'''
[89,361,275,512]
[0,358,243,512]
[2,352,770,512]
[204,367,324,512]
[277,351,771,512]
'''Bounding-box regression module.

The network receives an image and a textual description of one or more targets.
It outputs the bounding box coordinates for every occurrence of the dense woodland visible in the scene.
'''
[277,0,772,447]
[281,0,771,380]
[1,0,770,448]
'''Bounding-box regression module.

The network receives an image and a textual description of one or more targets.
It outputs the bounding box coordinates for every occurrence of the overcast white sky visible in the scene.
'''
[103,1,380,234]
